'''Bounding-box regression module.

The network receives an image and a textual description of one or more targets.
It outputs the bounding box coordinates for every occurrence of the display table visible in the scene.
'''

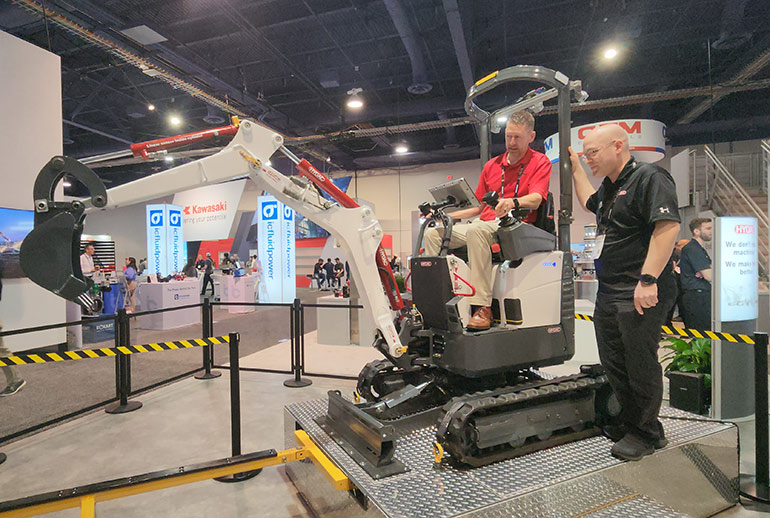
[137,279,199,330]
[316,295,377,346]
[218,274,257,313]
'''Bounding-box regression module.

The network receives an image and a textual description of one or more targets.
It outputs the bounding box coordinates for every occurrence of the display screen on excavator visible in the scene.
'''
[428,178,479,209]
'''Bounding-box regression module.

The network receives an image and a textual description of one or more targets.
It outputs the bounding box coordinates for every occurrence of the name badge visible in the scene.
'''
[591,234,605,260]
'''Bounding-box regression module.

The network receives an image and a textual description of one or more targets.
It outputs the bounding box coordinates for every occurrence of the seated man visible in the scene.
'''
[312,258,326,288]
[423,111,552,330]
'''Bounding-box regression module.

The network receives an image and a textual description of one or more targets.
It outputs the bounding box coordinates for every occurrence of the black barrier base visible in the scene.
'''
[194,370,222,380]
[284,378,312,388]
[105,400,143,414]
[741,474,770,504]
[0,453,6,465]
[214,468,262,483]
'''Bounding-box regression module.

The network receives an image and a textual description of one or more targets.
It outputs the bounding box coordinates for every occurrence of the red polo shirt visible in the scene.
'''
[475,147,552,223]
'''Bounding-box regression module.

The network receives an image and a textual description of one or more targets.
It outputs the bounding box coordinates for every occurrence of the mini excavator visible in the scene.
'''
[20,65,617,474]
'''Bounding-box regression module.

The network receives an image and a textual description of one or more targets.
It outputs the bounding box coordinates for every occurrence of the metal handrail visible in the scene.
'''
[704,145,769,280]
[761,139,770,194]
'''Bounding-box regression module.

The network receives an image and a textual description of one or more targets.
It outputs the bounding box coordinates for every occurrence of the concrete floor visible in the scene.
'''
[1,367,769,517]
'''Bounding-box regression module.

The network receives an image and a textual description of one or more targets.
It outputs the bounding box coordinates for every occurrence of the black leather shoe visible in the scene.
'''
[610,434,655,461]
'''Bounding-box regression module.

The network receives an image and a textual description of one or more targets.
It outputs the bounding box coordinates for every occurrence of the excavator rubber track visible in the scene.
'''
[436,373,611,467]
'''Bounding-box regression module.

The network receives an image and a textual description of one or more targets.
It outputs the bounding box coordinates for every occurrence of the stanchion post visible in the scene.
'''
[106,309,143,414]
[740,332,770,502]
[215,332,261,482]
[284,298,311,388]
[196,298,221,380]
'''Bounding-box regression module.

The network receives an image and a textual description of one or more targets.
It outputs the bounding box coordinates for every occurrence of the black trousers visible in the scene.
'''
[201,273,214,295]
[593,277,675,444]
[681,289,711,331]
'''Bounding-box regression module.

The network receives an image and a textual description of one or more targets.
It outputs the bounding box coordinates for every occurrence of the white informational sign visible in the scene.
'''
[716,217,758,321]
[257,196,296,303]
[146,204,166,276]
[545,119,666,164]
[172,180,246,241]
[146,204,185,276]
[166,205,185,275]
[281,203,296,302]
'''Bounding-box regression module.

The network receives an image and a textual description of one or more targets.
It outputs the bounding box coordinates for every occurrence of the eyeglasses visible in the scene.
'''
[583,140,617,160]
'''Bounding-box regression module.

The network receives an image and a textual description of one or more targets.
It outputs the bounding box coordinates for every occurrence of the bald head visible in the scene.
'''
[586,125,629,150]
[581,124,632,181]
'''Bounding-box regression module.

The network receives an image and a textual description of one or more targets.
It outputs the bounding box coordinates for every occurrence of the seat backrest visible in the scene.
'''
[534,192,556,235]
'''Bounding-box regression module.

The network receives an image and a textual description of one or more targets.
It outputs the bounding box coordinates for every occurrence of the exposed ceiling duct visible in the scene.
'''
[711,0,752,50]
[383,0,432,95]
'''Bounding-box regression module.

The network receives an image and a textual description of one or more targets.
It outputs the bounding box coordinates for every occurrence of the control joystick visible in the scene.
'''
[482,191,514,227]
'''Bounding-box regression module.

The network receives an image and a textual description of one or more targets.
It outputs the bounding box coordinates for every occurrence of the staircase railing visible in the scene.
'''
[704,145,769,281]
[762,139,770,194]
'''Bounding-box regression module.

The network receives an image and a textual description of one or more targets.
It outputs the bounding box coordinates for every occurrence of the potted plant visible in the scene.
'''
[661,337,711,415]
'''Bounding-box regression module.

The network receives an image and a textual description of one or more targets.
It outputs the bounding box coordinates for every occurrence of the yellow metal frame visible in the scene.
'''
[0,430,351,518]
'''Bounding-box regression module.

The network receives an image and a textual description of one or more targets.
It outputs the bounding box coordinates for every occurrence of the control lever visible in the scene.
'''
[482,191,529,227]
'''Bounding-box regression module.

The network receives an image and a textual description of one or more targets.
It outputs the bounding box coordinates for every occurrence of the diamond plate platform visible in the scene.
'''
[284,400,738,518]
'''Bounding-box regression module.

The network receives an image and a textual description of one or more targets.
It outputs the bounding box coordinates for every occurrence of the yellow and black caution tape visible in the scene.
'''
[574,313,755,345]
[0,336,229,367]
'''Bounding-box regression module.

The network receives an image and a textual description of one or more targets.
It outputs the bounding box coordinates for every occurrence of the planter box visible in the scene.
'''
[668,371,708,415]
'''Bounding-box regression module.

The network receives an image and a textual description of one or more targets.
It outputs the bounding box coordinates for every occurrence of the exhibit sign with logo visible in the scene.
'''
[544,119,666,164]
[257,195,295,302]
[146,203,186,276]
[712,216,758,420]
[172,179,246,241]
[715,216,758,322]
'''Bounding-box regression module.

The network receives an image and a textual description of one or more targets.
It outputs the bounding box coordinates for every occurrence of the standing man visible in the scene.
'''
[200,253,214,296]
[313,258,326,289]
[80,243,100,278]
[323,258,335,288]
[678,218,713,331]
[569,124,680,461]
[0,262,25,396]
[333,258,345,287]
[423,111,552,330]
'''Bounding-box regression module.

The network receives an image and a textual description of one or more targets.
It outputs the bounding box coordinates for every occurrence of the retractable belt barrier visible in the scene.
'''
[574,313,756,345]
[0,336,230,367]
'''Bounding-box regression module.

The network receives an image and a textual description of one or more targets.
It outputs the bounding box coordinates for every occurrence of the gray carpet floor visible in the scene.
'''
[0,288,333,442]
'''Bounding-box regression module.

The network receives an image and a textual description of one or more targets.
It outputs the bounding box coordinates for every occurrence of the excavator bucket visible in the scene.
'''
[20,156,108,310]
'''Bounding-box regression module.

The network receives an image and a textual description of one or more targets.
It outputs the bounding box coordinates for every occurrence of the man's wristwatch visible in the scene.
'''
[639,274,658,286]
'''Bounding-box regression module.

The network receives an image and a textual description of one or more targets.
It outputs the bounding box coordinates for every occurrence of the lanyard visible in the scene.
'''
[597,161,636,234]
[501,163,526,198]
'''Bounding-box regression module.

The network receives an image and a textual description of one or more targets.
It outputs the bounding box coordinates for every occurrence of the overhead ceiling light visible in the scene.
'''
[147,104,156,111]
[168,114,182,127]
[346,87,364,110]
[603,47,618,60]
[394,143,409,154]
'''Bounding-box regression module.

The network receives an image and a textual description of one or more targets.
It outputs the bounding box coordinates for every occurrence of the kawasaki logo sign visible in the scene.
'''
[172,180,246,242]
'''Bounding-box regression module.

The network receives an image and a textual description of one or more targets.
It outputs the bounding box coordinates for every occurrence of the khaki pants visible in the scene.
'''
[424,219,499,306]
[0,322,20,386]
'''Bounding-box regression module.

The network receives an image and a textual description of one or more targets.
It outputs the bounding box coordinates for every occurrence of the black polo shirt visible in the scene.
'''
[586,158,680,299]
[679,239,711,291]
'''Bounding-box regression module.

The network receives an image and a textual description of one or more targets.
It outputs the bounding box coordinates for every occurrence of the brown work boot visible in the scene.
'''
[467,306,493,330]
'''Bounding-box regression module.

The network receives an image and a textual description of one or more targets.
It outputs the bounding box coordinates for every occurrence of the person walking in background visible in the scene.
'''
[200,253,214,296]
[0,265,25,397]
[124,257,138,313]
[679,218,713,331]
[323,258,335,288]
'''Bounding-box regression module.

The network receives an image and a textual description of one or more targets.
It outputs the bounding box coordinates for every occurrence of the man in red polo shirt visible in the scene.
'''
[424,111,551,330]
